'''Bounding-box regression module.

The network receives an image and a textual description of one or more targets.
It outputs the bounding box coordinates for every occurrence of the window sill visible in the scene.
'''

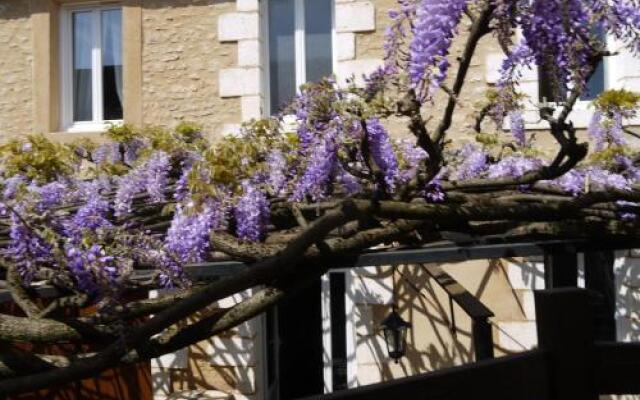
[520,104,640,130]
[62,120,123,134]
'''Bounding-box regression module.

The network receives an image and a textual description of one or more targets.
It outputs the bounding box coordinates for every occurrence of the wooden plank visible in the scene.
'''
[421,264,494,319]
[472,318,494,361]
[594,342,640,394]
[535,288,597,400]
[299,351,549,400]
[543,246,578,288]
[584,251,616,341]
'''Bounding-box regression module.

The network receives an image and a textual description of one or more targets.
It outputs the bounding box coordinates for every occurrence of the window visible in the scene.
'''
[538,28,607,104]
[60,5,123,132]
[265,0,334,114]
[538,60,606,103]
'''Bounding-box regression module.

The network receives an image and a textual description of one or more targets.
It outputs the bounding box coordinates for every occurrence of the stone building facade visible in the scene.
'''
[1,1,640,400]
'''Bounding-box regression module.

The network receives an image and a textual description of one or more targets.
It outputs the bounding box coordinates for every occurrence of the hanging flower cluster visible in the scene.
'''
[0,1,638,305]
[409,0,469,100]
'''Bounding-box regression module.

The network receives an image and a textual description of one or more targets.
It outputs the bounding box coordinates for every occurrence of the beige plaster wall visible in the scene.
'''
[0,1,33,138]
[140,0,241,140]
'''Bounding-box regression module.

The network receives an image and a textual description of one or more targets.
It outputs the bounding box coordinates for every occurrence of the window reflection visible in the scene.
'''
[269,0,296,114]
[102,9,123,120]
[73,11,93,122]
[305,0,333,84]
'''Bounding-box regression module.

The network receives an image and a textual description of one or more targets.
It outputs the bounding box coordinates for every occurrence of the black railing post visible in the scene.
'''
[584,250,616,341]
[472,317,494,360]
[543,245,578,288]
[535,288,597,400]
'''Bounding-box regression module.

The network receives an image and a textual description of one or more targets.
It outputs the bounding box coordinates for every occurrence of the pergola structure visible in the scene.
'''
[1,237,632,397]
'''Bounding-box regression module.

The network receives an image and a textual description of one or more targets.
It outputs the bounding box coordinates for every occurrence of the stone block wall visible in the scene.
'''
[0,0,33,138]
[334,0,381,86]
[141,0,241,140]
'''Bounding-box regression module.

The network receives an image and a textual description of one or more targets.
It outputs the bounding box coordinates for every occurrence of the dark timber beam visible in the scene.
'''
[535,288,597,400]
[543,245,578,288]
[584,250,616,341]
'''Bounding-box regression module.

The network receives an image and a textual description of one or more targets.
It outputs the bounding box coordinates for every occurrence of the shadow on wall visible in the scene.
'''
[614,252,640,343]
[150,294,259,399]
[351,260,526,386]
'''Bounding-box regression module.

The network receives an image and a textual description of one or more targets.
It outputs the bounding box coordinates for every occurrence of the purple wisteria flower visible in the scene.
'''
[291,130,338,201]
[336,165,362,195]
[32,181,68,211]
[71,197,112,232]
[114,151,171,215]
[366,118,400,191]
[607,1,640,54]
[93,142,121,165]
[589,110,626,151]
[589,111,608,151]
[65,246,99,296]
[266,150,288,196]
[487,156,543,179]
[520,0,593,90]
[174,167,192,202]
[2,175,25,199]
[423,174,445,203]
[124,139,145,165]
[550,165,632,196]
[509,111,526,147]
[454,144,488,180]
[234,181,270,242]
[144,151,172,202]
[165,200,226,263]
[586,167,631,191]
[551,169,585,196]
[398,140,428,183]
[409,0,468,100]
[384,1,416,64]
[64,244,130,297]
[7,213,52,284]
[615,154,640,182]
[75,175,112,201]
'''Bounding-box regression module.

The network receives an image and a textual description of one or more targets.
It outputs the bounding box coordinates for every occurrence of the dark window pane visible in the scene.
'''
[538,62,568,103]
[102,9,123,120]
[581,60,605,101]
[73,11,93,122]
[581,27,607,101]
[304,0,333,83]
[269,0,296,114]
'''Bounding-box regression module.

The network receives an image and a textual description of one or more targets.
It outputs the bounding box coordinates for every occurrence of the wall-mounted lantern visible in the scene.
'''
[381,265,411,363]
[381,307,411,363]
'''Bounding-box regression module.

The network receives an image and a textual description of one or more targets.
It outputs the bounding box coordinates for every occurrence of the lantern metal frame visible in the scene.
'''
[380,265,411,363]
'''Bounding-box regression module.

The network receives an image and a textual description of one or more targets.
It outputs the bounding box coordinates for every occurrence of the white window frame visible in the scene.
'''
[59,3,123,133]
[261,0,337,115]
